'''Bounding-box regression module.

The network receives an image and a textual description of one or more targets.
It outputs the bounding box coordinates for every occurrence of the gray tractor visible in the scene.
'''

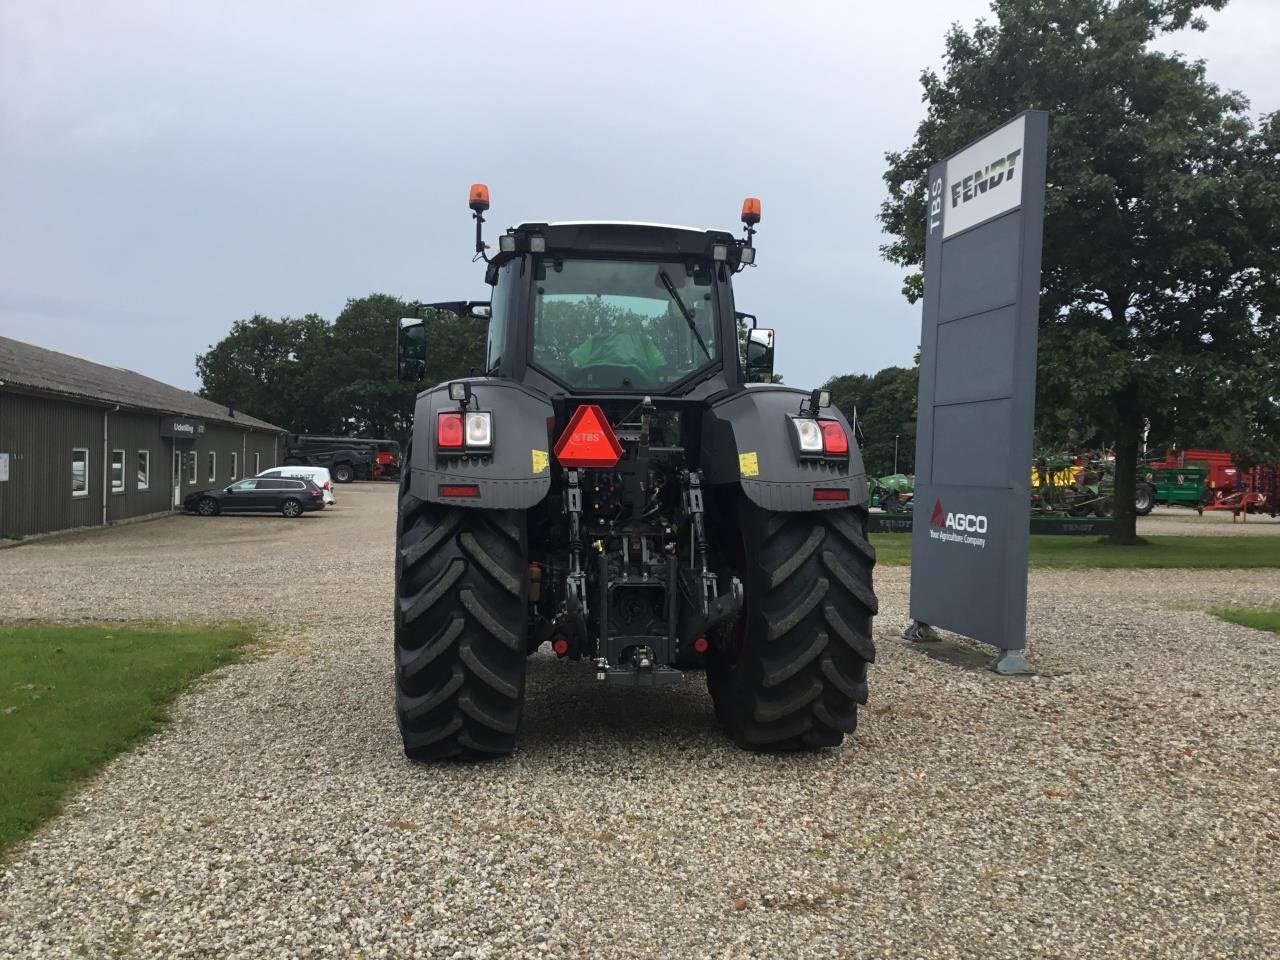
[394,186,877,760]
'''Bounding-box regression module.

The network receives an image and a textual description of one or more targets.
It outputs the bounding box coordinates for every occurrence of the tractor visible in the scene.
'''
[393,186,877,761]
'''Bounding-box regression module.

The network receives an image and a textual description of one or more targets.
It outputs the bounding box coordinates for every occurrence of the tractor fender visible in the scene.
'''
[408,378,554,509]
[700,385,869,511]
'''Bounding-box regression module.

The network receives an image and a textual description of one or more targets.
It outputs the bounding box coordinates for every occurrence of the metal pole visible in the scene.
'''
[894,435,899,474]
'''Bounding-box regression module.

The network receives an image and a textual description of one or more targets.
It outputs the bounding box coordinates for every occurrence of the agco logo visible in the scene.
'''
[929,498,989,535]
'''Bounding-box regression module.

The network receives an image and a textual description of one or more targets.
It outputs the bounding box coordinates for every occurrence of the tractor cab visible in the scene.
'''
[397,189,775,395]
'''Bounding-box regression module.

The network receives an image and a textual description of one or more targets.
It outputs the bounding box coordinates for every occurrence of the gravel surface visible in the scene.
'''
[1138,505,1280,537]
[1,484,1277,959]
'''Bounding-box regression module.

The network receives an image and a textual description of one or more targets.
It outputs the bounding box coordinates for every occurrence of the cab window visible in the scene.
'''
[485,260,518,373]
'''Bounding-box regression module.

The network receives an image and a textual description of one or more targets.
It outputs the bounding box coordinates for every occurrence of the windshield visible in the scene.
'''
[530,258,720,390]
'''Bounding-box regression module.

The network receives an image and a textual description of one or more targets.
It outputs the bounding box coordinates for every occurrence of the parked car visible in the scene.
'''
[257,465,336,506]
[183,477,325,518]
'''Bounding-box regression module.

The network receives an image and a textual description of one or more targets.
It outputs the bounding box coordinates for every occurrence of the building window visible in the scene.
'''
[72,448,89,497]
[137,450,150,490]
[230,451,238,480]
[111,449,126,493]
[187,451,197,484]
[208,451,216,482]
[254,452,261,475]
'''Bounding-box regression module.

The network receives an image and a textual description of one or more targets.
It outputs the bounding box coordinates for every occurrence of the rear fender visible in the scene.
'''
[408,379,554,509]
[700,385,869,511]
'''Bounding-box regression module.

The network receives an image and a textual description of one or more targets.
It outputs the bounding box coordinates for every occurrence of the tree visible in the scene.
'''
[824,366,919,478]
[195,313,330,431]
[880,0,1279,542]
[325,294,419,440]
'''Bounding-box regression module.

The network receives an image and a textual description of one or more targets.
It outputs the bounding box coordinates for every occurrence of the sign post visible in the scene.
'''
[907,111,1048,674]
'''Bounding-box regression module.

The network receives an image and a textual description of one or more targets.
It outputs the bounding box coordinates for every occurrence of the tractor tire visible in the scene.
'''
[1135,484,1155,516]
[708,499,877,751]
[395,489,528,762]
[332,462,355,484]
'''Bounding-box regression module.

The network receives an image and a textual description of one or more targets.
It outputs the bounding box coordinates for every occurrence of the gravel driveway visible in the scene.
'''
[1,485,1277,959]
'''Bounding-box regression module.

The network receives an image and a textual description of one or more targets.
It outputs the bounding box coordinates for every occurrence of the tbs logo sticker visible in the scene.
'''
[928,498,989,547]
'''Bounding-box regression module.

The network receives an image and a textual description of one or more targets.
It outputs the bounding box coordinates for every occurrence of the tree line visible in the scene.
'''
[196,294,485,442]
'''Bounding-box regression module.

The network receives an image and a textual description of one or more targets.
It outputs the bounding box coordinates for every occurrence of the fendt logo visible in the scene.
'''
[927,498,990,548]
[949,148,1022,211]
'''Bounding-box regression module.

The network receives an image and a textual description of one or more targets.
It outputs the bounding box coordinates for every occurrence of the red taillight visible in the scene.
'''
[438,484,480,498]
[437,412,464,448]
[819,420,848,455]
[813,488,850,502]
[552,637,570,656]
[311,489,322,498]
[554,404,623,468]
[692,636,709,654]
[323,480,330,490]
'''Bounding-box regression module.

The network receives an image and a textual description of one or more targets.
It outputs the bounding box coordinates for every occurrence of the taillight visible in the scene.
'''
[437,412,464,448]
[311,489,322,498]
[438,411,492,452]
[790,417,849,458]
[790,417,823,453]
[464,411,492,448]
[818,420,848,455]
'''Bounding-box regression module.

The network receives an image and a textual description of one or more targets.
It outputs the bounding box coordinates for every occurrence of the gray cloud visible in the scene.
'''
[2,0,1276,392]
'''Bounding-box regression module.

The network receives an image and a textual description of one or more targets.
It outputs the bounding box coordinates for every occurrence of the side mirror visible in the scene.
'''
[745,327,775,383]
[397,317,427,382]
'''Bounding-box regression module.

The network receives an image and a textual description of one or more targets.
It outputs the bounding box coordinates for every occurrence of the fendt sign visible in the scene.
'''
[909,111,1048,673]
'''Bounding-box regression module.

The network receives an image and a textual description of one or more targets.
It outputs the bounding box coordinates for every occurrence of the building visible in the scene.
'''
[0,335,283,539]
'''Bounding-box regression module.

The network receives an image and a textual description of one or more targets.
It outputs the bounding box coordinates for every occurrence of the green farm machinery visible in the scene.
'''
[1031,453,1113,517]
[1135,463,1208,515]
[870,474,914,513]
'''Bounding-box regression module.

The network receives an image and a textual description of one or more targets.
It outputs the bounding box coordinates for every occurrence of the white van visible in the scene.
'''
[257,465,336,505]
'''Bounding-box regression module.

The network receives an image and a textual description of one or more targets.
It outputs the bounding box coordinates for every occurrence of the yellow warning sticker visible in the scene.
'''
[531,449,549,474]
[739,451,760,477]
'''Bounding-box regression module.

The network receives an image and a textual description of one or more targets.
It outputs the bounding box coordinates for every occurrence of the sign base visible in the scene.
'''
[991,648,1035,675]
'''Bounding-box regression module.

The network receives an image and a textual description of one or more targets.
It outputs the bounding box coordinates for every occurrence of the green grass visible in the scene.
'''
[871,534,1280,569]
[1209,607,1280,634]
[0,622,256,854]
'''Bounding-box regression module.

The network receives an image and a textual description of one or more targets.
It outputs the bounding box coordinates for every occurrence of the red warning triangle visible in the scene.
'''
[554,404,623,468]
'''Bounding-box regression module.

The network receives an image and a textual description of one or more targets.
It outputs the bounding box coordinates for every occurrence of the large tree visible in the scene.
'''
[823,365,919,478]
[195,313,331,431]
[880,0,1279,541]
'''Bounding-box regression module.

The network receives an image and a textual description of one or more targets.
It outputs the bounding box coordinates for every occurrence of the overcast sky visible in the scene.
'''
[2,0,1276,393]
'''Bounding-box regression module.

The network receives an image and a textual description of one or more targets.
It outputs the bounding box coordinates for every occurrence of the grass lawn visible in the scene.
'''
[1209,607,1280,634]
[0,622,256,855]
[870,533,1280,569]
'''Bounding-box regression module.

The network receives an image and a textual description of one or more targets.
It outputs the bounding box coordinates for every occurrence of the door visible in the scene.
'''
[224,478,266,511]
[172,447,183,508]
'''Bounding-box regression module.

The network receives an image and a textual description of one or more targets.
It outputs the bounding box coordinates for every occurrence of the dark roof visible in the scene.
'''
[0,335,282,432]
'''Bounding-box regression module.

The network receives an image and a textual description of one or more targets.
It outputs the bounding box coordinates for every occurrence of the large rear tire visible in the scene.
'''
[395,489,528,761]
[708,499,877,751]
[332,462,355,484]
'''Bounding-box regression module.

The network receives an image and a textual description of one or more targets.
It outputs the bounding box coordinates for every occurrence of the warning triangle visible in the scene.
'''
[554,404,624,468]
[929,497,945,527]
